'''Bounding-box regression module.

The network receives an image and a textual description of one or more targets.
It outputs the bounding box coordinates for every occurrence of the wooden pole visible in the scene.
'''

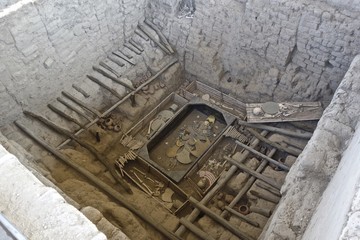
[92,66,135,90]
[87,75,123,99]
[224,156,282,190]
[47,104,84,127]
[188,197,255,240]
[179,218,215,240]
[249,206,272,218]
[234,140,290,171]
[135,28,149,41]
[14,121,180,240]
[23,110,132,194]
[112,51,135,66]
[124,43,142,55]
[221,148,276,218]
[129,38,144,52]
[255,181,281,198]
[138,24,171,54]
[62,91,102,117]
[246,128,301,156]
[107,55,125,67]
[72,84,90,98]
[238,119,312,139]
[223,206,259,227]
[175,130,268,237]
[249,190,280,204]
[144,19,174,53]
[57,97,93,122]
[99,61,121,78]
[57,58,178,149]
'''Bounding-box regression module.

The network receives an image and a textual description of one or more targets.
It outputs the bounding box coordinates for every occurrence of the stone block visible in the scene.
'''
[0,28,14,45]
[21,44,38,57]
[306,63,323,74]
[43,57,54,69]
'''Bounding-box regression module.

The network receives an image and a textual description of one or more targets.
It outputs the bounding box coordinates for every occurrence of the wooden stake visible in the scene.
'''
[112,51,135,66]
[87,75,123,99]
[220,148,277,218]
[129,38,144,52]
[238,119,312,139]
[144,19,174,53]
[175,130,268,237]
[62,91,102,117]
[124,43,142,55]
[47,103,84,127]
[255,181,281,198]
[138,23,171,54]
[224,206,259,227]
[235,140,290,171]
[57,97,93,122]
[23,111,132,194]
[107,55,125,67]
[179,218,215,240]
[99,61,121,78]
[188,197,255,240]
[224,156,282,190]
[246,128,301,156]
[92,66,135,90]
[135,28,149,41]
[57,59,178,149]
[72,84,90,98]
[14,121,180,240]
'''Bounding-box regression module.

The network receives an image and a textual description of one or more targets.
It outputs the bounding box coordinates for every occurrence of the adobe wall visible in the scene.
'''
[0,0,147,125]
[146,0,360,103]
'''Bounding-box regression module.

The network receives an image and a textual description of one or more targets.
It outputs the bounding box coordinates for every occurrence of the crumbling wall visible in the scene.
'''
[146,0,360,103]
[327,0,360,11]
[301,122,360,240]
[260,55,360,239]
[0,0,147,126]
[0,144,107,240]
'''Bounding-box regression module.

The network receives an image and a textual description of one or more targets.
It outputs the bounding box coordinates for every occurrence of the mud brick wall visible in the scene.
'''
[146,0,360,103]
[261,54,360,239]
[0,0,147,126]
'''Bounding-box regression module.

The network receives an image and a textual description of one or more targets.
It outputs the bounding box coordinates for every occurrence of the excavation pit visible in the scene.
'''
[0,1,360,239]
[139,101,234,182]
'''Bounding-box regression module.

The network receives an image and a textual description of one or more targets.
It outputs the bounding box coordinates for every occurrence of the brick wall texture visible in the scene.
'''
[146,0,360,103]
[0,0,147,125]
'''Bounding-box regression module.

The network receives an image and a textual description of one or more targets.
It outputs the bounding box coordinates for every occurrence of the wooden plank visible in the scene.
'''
[184,81,246,119]
[56,58,178,149]
[246,101,324,123]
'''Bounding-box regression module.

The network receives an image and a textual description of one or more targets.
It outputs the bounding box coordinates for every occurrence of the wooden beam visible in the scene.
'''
[235,140,290,171]
[188,197,255,240]
[179,218,215,240]
[14,121,180,240]
[57,58,178,149]
[23,110,132,194]
[246,128,301,156]
[62,91,102,117]
[224,206,259,228]
[221,148,277,218]
[238,119,312,139]
[224,156,282,190]
[87,75,123,99]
